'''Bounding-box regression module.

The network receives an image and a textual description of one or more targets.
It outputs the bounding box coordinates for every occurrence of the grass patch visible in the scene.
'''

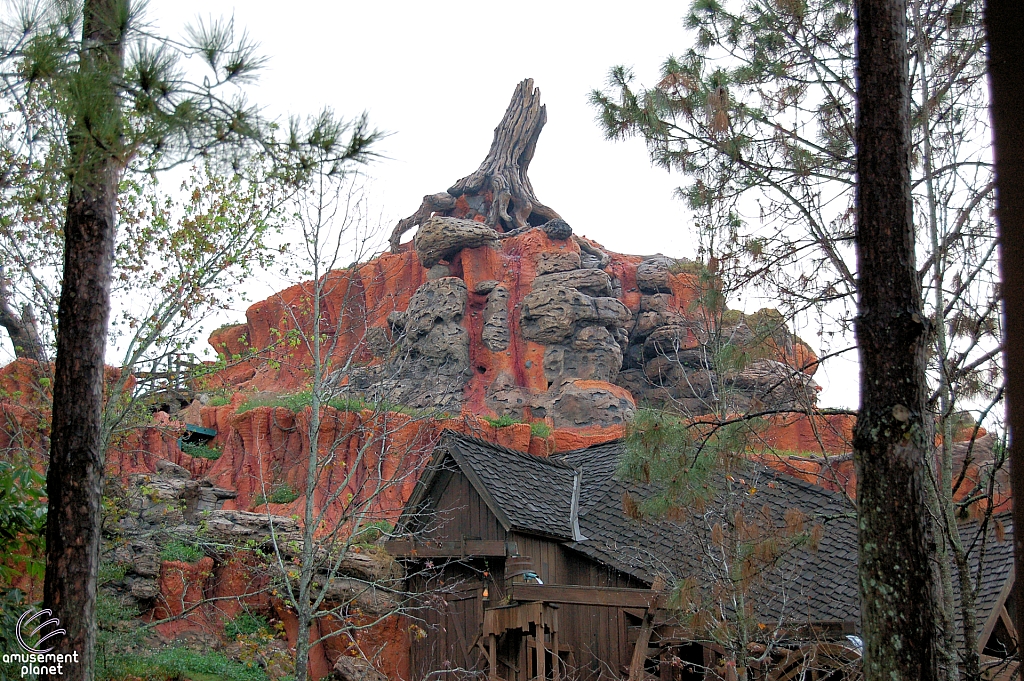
[529,421,551,438]
[254,484,299,506]
[160,541,204,563]
[483,414,521,428]
[98,646,268,681]
[237,391,421,416]
[180,441,222,460]
[667,258,706,276]
[225,612,270,640]
[208,395,231,407]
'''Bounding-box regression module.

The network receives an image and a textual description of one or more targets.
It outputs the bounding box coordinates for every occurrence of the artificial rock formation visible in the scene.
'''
[0,80,856,681]
[202,78,823,429]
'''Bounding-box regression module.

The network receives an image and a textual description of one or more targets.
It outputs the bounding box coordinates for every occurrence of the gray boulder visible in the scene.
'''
[414,216,499,268]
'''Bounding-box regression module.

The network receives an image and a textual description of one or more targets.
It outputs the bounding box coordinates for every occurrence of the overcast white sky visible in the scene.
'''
[141,0,860,408]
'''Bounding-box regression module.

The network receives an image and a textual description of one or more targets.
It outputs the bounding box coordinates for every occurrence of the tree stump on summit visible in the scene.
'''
[389,78,562,252]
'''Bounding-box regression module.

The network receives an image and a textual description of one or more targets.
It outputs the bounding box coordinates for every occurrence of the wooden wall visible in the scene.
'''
[508,532,647,681]
[409,467,506,680]
[408,465,652,680]
[420,467,506,543]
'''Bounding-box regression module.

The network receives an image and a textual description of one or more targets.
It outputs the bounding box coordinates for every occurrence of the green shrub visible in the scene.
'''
[98,562,129,585]
[96,590,139,629]
[160,540,204,563]
[667,258,706,276]
[529,421,551,438]
[180,441,222,460]
[255,484,299,506]
[352,520,393,545]
[0,460,46,582]
[225,612,270,639]
[237,392,313,414]
[97,646,268,681]
[269,485,299,504]
[483,414,520,428]
[208,395,231,407]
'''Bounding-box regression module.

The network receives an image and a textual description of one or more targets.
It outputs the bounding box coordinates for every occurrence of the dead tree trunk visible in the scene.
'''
[389,79,561,252]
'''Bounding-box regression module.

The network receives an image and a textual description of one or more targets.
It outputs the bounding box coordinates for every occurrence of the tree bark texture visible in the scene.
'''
[986,0,1024,641]
[389,79,560,251]
[42,1,124,678]
[853,0,943,679]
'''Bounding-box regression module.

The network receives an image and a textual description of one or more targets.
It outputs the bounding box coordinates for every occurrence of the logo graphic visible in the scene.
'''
[16,608,65,654]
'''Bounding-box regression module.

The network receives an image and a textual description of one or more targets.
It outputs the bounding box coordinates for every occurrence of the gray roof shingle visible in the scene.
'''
[556,441,861,625]
[415,432,1013,636]
[443,431,578,540]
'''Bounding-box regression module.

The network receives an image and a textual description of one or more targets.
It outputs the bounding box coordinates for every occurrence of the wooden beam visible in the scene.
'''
[552,627,560,681]
[1000,605,1018,644]
[384,539,507,557]
[488,633,497,681]
[628,612,654,681]
[511,584,667,609]
[627,575,665,681]
[537,622,547,681]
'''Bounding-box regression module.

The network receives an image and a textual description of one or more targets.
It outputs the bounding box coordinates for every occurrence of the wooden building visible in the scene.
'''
[388,431,1016,681]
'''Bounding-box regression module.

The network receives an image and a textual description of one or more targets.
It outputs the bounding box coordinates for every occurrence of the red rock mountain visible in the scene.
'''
[14,79,1001,681]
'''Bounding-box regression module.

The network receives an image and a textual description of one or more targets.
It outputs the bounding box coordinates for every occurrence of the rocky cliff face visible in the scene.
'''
[206,216,820,433]
[1,79,1005,681]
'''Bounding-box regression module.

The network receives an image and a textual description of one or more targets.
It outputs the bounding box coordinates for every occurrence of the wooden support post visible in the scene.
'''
[552,627,560,681]
[629,577,665,681]
[489,633,497,680]
[628,613,654,681]
[537,623,547,681]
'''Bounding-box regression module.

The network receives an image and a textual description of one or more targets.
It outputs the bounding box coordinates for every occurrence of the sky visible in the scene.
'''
[141,1,859,408]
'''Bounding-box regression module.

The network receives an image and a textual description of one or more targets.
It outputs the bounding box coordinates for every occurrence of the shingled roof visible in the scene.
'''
[405,431,1014,637]
[956,515,1015,643]
[405,430,581,540]
[555,440,861,625]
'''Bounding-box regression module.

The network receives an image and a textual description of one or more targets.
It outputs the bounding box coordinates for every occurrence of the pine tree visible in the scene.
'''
[0,3,377,677]
[853,0,943,678]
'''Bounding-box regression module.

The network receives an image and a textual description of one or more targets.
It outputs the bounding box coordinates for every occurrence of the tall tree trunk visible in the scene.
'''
[42,1,125,678]
[853,0,943,679]
[986,0,1024,642]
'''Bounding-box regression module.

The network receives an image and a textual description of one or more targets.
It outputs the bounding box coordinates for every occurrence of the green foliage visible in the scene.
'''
[225,612,270,639]
[160,540,204,563]
[666,258,707,276]
[483,414,521,428]
[254,484,299,506]
[96,590,139,631]
[98,561,129,585]
[529,421,552,438]
[621,408,767,516]
[0,588,34,679]
[97,645,268,681]
[207,396,231,407]
[237,391,316,414]
[237,390,419,416]
[180,441,223,460]
[352,520,394,545]
[268,485,299,505]
[0,460,46,582]
[96,595,267,681]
